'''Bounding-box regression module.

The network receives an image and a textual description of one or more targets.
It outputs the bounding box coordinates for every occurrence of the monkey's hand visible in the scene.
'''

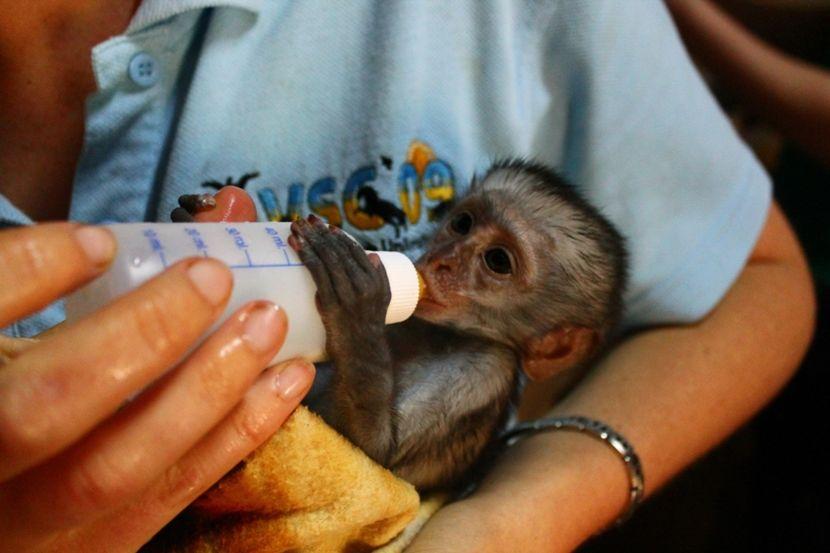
[288,214,392,357]
[288,214,397,463]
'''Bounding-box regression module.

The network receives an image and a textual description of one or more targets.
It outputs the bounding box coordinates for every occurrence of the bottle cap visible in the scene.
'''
[375,251,421,324]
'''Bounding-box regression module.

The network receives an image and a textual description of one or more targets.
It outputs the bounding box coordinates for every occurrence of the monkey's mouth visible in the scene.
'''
[415,275,448,315]
[417,296,445,309]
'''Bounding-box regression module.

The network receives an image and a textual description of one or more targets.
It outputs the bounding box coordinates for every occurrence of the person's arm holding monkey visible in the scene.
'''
[406,203,814,552]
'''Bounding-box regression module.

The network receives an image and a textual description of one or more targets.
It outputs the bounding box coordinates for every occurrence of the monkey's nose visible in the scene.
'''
[430,251,460,275]
[433,260,454,274]
[424,242,463,275]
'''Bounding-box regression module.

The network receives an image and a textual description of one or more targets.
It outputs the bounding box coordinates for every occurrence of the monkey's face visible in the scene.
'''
[414,193,545,344]
[413,162,626,378]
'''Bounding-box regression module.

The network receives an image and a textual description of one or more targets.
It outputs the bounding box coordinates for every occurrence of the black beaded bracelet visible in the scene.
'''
[500,416,645,527]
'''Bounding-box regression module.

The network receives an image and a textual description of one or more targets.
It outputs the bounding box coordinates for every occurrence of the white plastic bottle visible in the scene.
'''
[65,223,422,364]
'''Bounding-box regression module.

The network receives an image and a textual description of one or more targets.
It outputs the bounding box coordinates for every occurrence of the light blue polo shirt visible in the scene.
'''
[1,0,771,337]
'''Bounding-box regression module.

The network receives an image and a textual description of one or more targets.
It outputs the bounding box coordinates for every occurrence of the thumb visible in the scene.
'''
[194,186,258,223]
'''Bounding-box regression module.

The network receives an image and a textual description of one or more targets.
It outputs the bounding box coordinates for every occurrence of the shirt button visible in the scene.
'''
[128,52,160,88]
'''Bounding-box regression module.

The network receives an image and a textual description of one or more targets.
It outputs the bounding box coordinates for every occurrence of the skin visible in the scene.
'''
[666,0,830,167]
[0,1,143,221]
[0,2,816,551]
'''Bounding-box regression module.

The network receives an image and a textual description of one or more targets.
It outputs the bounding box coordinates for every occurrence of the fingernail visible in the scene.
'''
[187,259,232,306]
[242,302,284,353]
[196,194,216,209]
[75,226,116,266]
[273,361,314,400]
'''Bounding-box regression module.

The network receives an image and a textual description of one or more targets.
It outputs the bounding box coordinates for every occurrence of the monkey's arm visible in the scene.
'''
[288,216,397,464]
[406,204,815,552]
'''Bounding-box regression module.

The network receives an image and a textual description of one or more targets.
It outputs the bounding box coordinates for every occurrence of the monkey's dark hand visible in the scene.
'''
[288,214,392,360]
[288,214,397,463]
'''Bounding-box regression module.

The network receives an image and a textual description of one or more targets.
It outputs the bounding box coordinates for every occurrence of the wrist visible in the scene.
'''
[472,428,633,551]
[502,416,644,526]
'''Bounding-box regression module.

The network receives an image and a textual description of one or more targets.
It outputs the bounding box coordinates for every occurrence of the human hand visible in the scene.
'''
[0,223,315,552]
[171,186,258,223]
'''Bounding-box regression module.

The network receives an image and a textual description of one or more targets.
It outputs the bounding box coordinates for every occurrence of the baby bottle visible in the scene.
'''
[65,223,421,364]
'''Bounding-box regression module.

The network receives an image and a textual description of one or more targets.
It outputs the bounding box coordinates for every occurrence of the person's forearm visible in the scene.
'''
[667,0,830,166]
[412,203,814,552]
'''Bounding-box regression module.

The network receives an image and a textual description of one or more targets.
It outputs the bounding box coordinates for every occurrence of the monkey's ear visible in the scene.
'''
[521,327,598,382]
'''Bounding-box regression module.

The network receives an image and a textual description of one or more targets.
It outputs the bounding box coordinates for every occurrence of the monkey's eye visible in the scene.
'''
[449,212,473,235]
[484,247,513,275]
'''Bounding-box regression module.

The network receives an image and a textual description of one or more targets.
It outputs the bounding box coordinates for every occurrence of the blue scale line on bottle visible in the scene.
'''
[142,225,304,270]
[184,227,210,258]
[222,226,304,269]
[142,228,169,268]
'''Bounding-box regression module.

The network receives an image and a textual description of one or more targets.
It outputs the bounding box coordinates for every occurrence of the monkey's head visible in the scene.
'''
[415,160,627,381]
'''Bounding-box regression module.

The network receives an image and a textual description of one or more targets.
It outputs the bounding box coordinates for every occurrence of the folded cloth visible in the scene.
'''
[146,406,421,552]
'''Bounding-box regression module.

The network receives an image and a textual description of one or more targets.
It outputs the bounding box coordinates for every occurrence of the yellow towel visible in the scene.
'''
[148,406,424,552]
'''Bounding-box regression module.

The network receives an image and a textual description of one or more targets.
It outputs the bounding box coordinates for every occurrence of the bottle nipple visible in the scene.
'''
[416,270,426,301]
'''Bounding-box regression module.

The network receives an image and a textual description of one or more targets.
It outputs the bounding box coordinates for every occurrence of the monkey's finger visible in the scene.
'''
[39,360,314,553]
[0,223,115,329]
[170,207,196,222]
[333,226,375,278]
[298,218,356,305]
[0,258,232,482]
[1,301,286,539]
[326,227,385,305]
[177,194,217,213]
[367,252,393,303]
[289,227,336,308]
[317,224,368,288]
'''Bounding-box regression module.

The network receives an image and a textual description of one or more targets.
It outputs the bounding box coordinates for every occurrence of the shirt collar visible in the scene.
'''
[126,0,263,33]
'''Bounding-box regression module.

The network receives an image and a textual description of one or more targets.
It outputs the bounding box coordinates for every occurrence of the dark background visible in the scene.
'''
[583,1,830,551]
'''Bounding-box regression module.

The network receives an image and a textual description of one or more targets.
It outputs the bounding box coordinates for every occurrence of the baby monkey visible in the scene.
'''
[287,160,627,490]
[174,160,626,490]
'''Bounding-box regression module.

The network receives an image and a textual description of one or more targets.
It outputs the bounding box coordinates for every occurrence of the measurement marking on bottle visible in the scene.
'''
[264,227,296,266]
[184,227,210,258]
[143,228,168,268]
[225,227,248,247]
[228,263,305,269]
[144,225,304,270]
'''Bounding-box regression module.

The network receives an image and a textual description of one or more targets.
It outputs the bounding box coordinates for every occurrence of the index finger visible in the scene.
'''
[0,223,115,328]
